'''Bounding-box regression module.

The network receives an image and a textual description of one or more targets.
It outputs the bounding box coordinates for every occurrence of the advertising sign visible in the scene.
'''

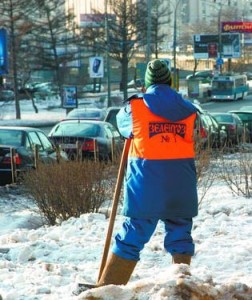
[208,43,218,58]
[0,28,8,75]
[63,86,78,109]
[89,56,104,78]
[222,22,252,33]
[193,34,240,59]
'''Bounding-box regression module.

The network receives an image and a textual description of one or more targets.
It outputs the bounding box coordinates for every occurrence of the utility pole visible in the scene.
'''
[173,0,182,90]
[146,0,152,62]
[105,0,111,107]
[218,4,223,74]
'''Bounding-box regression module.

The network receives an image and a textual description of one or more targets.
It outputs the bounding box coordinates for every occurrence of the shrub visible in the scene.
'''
[219,151,252,198]
[195,142,217,206]
[22,159,118,225]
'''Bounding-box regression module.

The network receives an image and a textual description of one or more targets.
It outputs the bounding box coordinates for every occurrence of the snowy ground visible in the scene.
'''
[0,94,251,300]
[0,182,251,300]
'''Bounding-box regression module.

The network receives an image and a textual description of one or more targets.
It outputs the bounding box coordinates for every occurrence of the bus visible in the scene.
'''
[211,73,249,101]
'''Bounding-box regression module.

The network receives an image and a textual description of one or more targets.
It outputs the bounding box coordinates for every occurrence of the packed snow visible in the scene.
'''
[0,97,251,300]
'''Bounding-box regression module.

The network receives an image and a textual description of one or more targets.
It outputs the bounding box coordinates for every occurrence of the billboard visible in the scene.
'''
[89,56,104,78]
[63,86,78,109]
[222,22,252,33]
[0,28,8,75]
[193,33,240,59]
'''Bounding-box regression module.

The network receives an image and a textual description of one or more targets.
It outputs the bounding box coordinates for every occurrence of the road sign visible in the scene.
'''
[0,28,8,75]
[193,33,240,59]
[216,57,224,66]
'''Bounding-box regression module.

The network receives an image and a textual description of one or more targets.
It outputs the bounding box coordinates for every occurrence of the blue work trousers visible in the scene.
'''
[112,217,194,261]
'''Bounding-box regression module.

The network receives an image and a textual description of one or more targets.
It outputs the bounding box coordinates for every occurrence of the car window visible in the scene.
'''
[235,113,252,122]
[233,115,243,125]
[37,131,54,152]
[104,109,120,129]
[105,123,120,138]
[0,129,22,146]
[213,114,233,123]
[210,116,219,129]
[28,131,43,150]
[51,122,100,137]
[24,134,33,150]
[103,126,110,138]
[202,115,212,127]
[68,109,104,119]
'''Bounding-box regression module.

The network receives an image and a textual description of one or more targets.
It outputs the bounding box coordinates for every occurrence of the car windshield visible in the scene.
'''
[235,113,252,122]
[213,114,233,123]
[67,110,103,119]
[0,129,22,146]
[51,123,100,137]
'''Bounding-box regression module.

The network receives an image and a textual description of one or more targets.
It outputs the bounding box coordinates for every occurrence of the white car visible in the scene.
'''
[82,84,105,93]
[0,89,15,101]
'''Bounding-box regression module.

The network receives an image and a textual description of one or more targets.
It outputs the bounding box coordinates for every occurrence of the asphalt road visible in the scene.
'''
[201,94,252,113]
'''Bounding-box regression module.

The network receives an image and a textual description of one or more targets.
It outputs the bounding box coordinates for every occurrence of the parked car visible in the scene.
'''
[96,94,124,108]
[195,110,227,149]
[81,84,105,93]
[17,82,59,100]
[127,78,145,89]
[186,70,214,83]
[48,120,123,161]
[64,108,106,121]
[0,89,15,101]
[0,126,68,185]
[229,107,252,142]
[104,107,121,131]
[210,112,247,145]
[243,72,252,80]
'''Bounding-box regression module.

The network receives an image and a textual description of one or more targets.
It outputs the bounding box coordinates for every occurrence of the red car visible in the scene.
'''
[211,112,247,145]
[48,120,123,161]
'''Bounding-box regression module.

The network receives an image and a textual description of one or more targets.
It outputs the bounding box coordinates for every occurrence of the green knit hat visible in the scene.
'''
[145,59,171,89]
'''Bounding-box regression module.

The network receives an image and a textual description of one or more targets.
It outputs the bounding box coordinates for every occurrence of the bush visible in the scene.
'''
[195,141,217,206]
[22,159,119,225]
[219,151,252,198]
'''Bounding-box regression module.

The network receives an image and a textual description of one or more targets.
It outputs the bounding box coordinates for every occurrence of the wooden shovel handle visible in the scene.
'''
[97,138,131,282]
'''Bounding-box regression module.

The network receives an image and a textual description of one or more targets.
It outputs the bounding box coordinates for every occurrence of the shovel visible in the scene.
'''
[74,138,131,294]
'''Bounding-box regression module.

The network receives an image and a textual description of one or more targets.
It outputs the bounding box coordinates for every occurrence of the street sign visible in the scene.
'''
[216,57,224,66]
[0,28,8,75]
[193,33,240,59]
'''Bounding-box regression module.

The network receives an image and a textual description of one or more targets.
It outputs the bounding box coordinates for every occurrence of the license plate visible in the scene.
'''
[60,144,77,149]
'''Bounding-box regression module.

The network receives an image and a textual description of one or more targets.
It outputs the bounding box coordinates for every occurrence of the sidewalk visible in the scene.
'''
[0,98,66,127]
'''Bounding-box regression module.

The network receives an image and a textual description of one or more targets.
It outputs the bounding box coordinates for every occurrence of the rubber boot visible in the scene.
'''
[172,254,191,265]
[97,253,137,286]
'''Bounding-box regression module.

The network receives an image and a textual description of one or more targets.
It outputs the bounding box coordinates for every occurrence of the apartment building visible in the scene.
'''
[65,0,252,52]
[66,0,252,25]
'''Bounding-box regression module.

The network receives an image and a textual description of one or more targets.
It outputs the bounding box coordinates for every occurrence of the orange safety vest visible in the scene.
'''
[129,98,196,160]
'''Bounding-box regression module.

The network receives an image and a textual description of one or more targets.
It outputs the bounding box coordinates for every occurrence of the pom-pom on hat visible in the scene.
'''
[145,59,171,89]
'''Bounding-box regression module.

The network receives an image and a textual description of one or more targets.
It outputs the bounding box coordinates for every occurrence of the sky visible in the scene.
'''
[0,96,251,300]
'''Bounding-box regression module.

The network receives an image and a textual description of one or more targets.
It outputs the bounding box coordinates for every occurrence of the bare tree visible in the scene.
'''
[151,0,172,58]
[0,0,33,119]
[29,0,78,106]
[105,0,147,100]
